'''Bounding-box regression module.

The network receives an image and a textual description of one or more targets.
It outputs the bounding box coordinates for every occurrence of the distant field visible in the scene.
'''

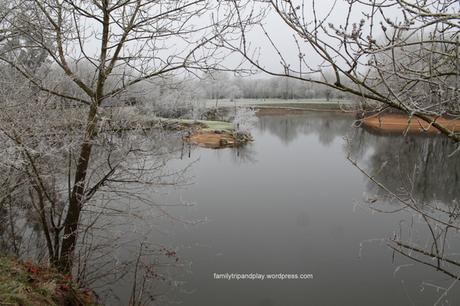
[204,98,355,109]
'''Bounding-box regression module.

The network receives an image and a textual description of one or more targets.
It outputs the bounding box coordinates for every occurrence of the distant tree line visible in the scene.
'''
[198,72,355,101]
[111,71,358,112]
[99,72,357,116]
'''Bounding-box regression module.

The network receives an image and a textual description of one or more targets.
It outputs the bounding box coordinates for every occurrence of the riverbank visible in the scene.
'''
[98,108,253,149]
[0,256,98,305]
[361,114,460,134]
[213,99,355,116]
[206,98,353,108]
[253,104,353,116]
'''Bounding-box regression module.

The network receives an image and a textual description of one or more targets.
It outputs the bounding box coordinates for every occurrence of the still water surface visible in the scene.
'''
[115,113,460,305]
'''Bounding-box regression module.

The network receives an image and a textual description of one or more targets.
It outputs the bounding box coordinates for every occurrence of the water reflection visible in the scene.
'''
[257,112,352,145]
[345,129,460,294]
[349,130,460,207]
[258,114,460,208]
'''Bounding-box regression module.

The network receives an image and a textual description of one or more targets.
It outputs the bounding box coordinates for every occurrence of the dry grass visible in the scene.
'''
[0,256,99,306]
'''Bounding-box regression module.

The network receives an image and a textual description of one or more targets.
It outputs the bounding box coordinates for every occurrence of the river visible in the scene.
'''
[102,112,460,305]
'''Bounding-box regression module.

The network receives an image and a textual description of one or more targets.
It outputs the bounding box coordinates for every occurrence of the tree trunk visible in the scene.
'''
[58,102,99,273]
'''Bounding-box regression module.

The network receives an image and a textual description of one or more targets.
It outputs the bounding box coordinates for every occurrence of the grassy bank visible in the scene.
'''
[157,118,234,133]
[0,256,98,306]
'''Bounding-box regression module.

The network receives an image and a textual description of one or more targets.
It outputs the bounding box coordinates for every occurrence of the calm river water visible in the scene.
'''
[109,112,460,305]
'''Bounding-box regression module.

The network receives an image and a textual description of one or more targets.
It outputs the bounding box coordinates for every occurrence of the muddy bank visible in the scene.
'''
[157,119,251,149]
[361,114,460,134]
[184,130,251,149]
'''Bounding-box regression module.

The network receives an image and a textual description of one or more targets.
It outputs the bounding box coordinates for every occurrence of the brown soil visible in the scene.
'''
[361,114,460,134]
[184,131,238,149]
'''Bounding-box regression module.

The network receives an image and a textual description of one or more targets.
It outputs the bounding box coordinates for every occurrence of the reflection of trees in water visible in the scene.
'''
[231,143,258,164]
[349,129,460,207]
[348,129,460,299]
[259,114,460,298]
[257,112,459,207]
[0,177,43,258]
[257,113,353,145]
[258,112,459,207]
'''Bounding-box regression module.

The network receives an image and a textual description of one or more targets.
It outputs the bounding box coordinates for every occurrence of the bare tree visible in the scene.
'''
[0,0,251,275]
[225,0,460,142]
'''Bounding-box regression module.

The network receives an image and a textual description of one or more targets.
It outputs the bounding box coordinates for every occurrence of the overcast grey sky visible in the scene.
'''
[60,0,417,79]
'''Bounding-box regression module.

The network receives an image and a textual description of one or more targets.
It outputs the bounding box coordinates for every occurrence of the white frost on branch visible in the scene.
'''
[232,107,258,134]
